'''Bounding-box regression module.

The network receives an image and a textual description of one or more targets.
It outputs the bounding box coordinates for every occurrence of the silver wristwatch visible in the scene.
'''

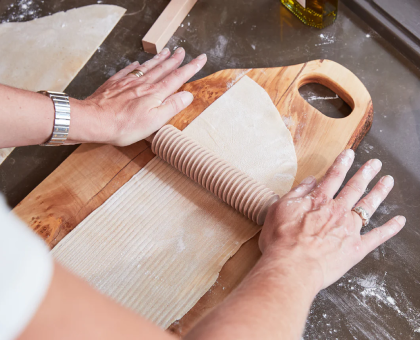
[38,90,70,146]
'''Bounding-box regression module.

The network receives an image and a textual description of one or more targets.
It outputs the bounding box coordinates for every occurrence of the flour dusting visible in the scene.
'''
[1,0,42,22]
[315,33,335,46]
[305,269,420,339]
[356,273,420,332]
[208,35,229,59]
[307,94,339,101]
[226,69,251,89]
[282,116,295,129]
[359,140,374,154]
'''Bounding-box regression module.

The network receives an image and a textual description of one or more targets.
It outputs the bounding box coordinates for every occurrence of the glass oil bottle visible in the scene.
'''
[281,0,338,29]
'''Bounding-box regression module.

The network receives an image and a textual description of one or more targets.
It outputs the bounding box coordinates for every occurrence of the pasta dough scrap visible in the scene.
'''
[0,148,14,165]
[52,76,297,328]
[0,4,126,164]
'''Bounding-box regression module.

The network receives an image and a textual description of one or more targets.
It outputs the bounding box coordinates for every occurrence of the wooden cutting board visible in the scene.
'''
[13,59,372,336]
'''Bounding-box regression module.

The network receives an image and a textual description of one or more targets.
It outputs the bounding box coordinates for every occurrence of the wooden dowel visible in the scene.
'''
[142,0,197,54]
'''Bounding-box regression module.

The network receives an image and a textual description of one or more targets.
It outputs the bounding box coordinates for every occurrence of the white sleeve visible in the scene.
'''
[0,195,53,340]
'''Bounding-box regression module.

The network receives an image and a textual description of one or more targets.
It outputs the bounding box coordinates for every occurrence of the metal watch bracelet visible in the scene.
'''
[38,90,70,146]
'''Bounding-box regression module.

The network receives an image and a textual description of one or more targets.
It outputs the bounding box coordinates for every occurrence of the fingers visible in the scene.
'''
[352,175,394,228]
[335,158,382,209]
[147,53,207,101]
[142,47,186,84]
[110,48,171,81]
[361,215,406,254]
[284,176,317,198]
[127,48,172,79]
[313,149,355,198]
[106,61,141,83]
[149,91,194,125]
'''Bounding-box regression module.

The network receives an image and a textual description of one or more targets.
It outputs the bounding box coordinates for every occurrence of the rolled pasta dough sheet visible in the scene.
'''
[52,76,297,328]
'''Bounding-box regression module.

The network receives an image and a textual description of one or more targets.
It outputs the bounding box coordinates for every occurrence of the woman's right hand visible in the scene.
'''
[259,149,406,292]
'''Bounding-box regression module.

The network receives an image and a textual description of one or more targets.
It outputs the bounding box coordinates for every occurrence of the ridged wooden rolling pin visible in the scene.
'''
[150,125,279,225]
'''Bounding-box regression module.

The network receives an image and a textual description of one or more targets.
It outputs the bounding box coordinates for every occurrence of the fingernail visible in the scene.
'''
[301,176,315,185]
[196,53,207,60]
[339,149,354,166]
[195,63,203,73]
[175,47,184,54]
[381,175,394,187]
[180,91,194,106]
[346,149,355,158]
[160,47,169,55]
[371,159,382,171]
[132,61,139,65]
[396,215,406,226]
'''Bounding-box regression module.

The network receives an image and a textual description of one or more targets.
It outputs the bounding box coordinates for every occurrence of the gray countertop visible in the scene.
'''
[1,0,420,338]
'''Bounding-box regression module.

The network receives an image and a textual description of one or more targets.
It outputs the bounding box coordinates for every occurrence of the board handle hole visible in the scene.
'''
[298,83,352,119]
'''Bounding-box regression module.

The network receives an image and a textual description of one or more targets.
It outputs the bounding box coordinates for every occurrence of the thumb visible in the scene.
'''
[151,91,194,122]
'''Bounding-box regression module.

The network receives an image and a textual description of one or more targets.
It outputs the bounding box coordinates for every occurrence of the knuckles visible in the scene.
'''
[311,192,330,208]
[344,182,363,194]
[165,98,181,112]
[172,68,184,78]
[141,83,162,94]
[326,166,343,179]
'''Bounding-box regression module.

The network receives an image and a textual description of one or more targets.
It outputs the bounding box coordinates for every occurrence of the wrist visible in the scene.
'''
[67,98,103,144]
[260,246,324,297]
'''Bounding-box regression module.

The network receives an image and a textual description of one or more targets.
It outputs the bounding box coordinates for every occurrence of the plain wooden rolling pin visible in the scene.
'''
[150,125,279,225]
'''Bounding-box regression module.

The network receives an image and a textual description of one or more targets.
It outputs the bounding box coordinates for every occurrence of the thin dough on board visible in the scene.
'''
[52,76,297,328]
[0,4,126,164]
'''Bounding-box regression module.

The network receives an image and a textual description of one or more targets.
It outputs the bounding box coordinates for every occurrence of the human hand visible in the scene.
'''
[259,149,406,291]
[68,48,207,146]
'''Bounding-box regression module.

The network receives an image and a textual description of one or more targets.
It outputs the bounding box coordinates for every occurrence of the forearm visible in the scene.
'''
[185,249,320,340]
[19,262,174,340]
[0,84,54,147]
[0,83,102,148]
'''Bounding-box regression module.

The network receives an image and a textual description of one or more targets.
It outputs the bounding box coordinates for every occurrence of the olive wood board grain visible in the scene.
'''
[13,59,373,336]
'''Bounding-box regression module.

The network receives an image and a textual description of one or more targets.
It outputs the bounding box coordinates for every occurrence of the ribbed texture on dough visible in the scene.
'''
[52,157,258,328]
[152,125,279,225]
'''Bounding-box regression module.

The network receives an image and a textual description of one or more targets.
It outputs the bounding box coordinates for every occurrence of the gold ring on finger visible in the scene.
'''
[352,206,370,227]
[129,69,145,78]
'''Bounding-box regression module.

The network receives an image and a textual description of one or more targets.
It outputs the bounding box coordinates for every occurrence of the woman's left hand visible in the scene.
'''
[68,47,207,146]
